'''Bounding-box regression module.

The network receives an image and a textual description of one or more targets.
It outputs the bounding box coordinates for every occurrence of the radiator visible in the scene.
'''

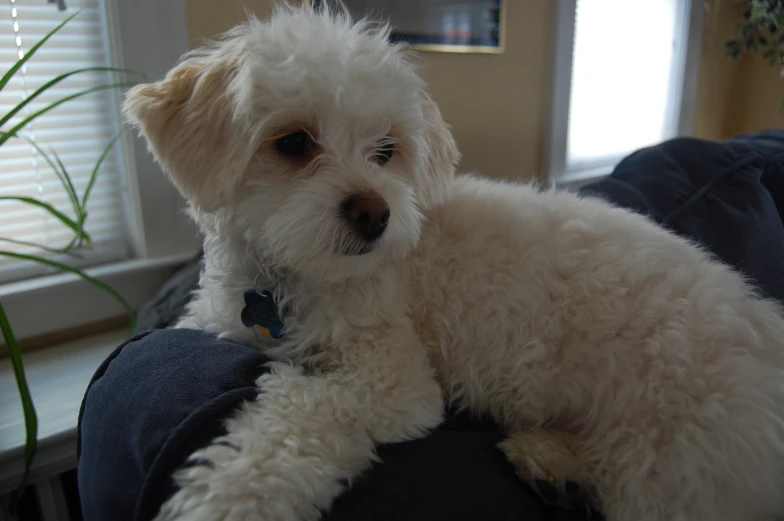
[0,469,81,521]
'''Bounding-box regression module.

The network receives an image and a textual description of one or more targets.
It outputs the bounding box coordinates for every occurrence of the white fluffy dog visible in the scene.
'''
[125,4,784,521]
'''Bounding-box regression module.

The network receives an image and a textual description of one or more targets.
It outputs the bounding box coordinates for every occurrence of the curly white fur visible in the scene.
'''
[125,4,784,521]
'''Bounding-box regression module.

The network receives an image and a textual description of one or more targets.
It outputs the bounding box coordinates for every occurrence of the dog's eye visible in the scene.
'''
[372,144,394,166]
[275,132,310,157]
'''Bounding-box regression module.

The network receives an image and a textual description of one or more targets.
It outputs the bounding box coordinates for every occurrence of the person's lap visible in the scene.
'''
[77,130,784,521]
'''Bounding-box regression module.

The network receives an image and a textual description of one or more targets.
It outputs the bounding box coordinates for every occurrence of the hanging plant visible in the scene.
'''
[725,1,784,109]
[725,0,784,108]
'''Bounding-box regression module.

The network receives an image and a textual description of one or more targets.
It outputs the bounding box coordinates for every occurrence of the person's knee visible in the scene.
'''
[78,328,272,520]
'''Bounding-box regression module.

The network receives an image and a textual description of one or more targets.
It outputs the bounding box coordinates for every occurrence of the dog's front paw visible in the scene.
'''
[154,366,379,521]
[153,439,307,521]
[499,430,602,514]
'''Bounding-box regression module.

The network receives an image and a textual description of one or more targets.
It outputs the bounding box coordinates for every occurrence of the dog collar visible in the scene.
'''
[240,285,285,340]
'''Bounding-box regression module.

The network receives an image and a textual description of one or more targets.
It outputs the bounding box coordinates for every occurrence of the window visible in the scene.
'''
[547,0,704,184]
[0,0,200,342]
[0,0,127,283]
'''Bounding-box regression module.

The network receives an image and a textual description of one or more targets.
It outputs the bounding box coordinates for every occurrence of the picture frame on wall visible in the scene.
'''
[306,0,505,54]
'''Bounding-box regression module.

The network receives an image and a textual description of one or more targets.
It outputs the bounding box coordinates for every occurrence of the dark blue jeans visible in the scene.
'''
[77,130,784,521]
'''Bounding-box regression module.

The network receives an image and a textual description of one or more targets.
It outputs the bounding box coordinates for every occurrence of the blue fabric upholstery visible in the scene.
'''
[580,130,784,304]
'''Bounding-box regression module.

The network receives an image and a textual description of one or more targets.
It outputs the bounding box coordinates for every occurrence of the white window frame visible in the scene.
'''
[0,0,201,342]
[546,0,705,187]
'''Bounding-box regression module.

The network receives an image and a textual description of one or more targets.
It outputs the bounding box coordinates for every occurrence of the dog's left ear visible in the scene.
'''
[123,51,252,212]
[417,97,460,209]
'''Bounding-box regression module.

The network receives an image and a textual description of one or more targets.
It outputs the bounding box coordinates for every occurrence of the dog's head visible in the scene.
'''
[124,5,460,282]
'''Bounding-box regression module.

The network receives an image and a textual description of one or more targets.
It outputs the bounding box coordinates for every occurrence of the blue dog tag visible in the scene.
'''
[240,289,284,339]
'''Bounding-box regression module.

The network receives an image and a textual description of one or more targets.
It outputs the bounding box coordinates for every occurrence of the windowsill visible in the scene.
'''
[0,250,198,343]
[0,328,129,494]
[0,252,197,299]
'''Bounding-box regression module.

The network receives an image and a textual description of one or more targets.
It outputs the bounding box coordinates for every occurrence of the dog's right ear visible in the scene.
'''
[124,52,249,212]
[417,97,460,210]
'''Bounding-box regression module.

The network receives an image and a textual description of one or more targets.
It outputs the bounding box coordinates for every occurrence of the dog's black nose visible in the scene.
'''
[340,193,390,242]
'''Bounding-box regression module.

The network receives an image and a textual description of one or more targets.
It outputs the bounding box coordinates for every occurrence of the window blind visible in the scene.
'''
[0,0,128,284]
[566,0,683,173]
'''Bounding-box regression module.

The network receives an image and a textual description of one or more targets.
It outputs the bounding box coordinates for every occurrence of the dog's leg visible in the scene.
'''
[153,331,443,521]
[499,429,602,514]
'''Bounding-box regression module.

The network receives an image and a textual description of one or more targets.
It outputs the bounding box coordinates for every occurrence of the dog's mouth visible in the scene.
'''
[336,240,375,256]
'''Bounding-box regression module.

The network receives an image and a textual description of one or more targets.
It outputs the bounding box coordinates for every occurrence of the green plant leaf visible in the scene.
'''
[64,236,78,252]
[0,237,82,257]
[0,67,134,130]
[751,4,769,23]
[0,83,135,148]
[0,9,139,510]
[764,48,776,65]
[0,132,85,239]
[725,39,742,59]
[0,300,38,504]
[82,132,124,210]
[0,251,136,330]
[0,196,88,241]
[6,132,81,216]
[51,149,83,224]
[0,11,80,94]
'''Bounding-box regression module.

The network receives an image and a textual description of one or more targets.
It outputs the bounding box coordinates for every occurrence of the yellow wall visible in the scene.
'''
[692,0,744,139]
[187,0,276,44]
[730,57,783,134]
[186,0,782,181]
[417,1,554,179]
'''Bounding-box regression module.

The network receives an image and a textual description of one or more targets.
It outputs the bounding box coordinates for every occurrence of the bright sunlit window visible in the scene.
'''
[549,0,701,183]
[0,0,128,283]
[0,0,198,343]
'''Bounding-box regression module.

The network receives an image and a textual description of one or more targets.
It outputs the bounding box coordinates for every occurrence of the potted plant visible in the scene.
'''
[1,11,135,514]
